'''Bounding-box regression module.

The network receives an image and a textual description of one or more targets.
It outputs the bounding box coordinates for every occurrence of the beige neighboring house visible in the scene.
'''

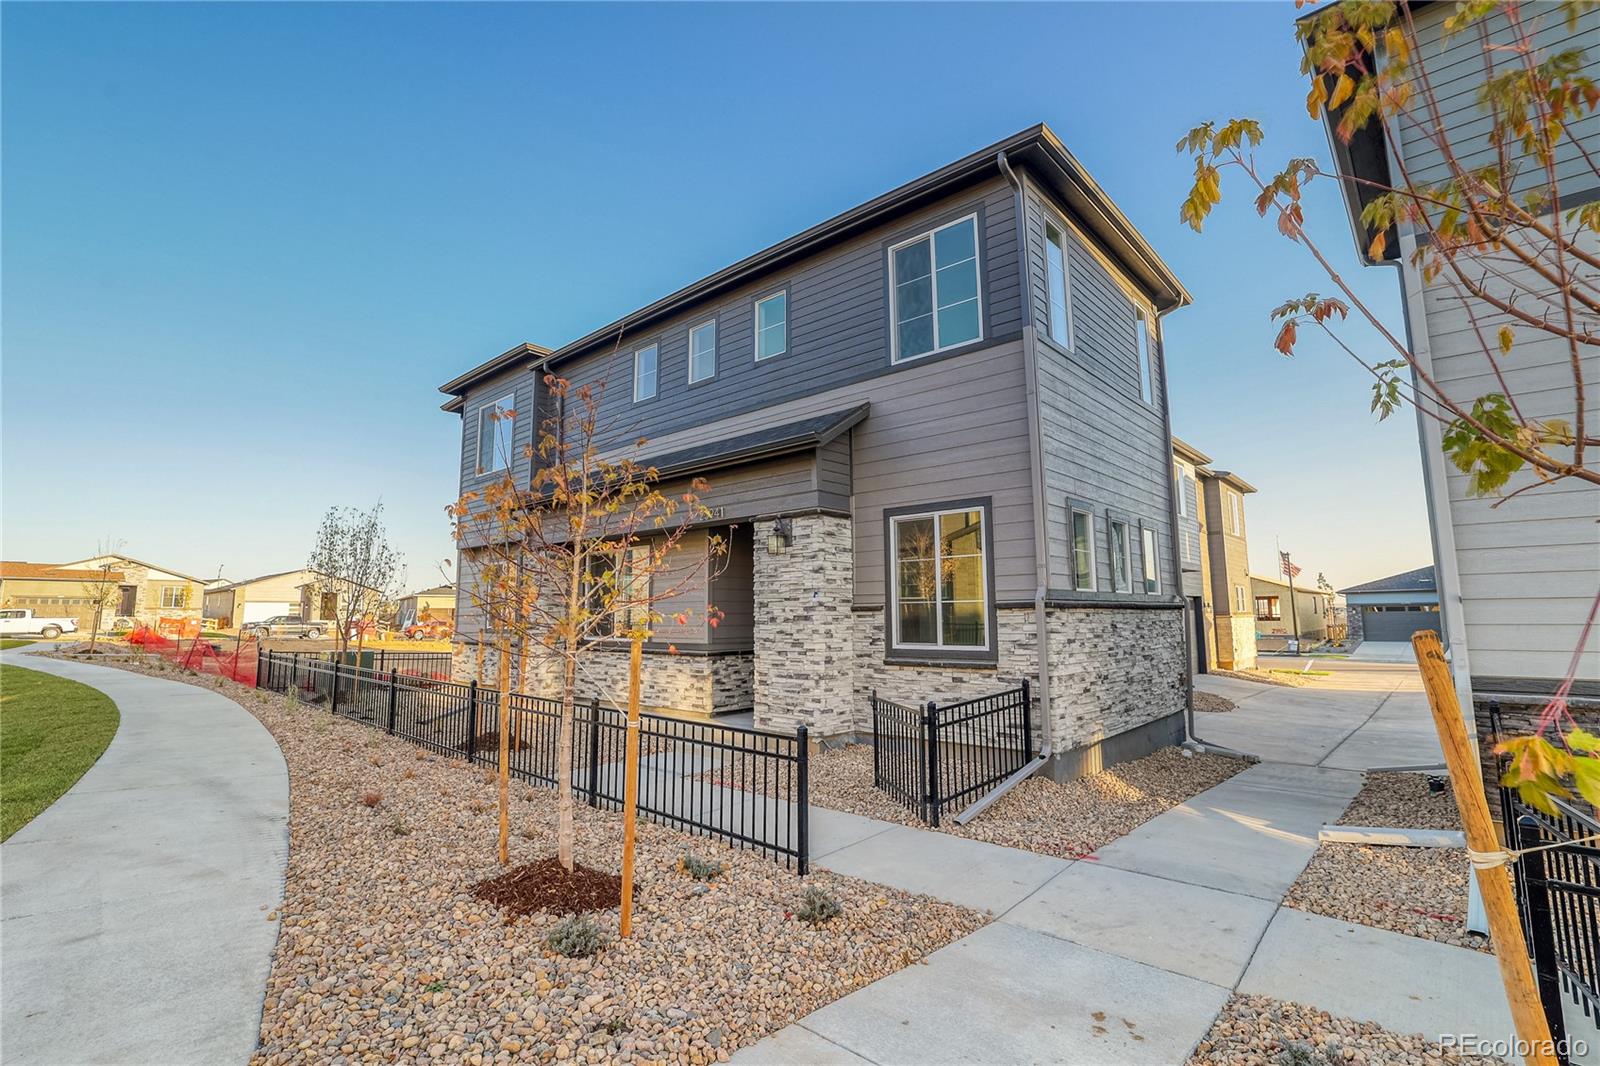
[1250,574,1331,650]
[204,568,324,630]
[56,554,206,627]
[397,585,456,627]
[295,578,387,630]
[0,561,128,632]
[1172,438,1258,672]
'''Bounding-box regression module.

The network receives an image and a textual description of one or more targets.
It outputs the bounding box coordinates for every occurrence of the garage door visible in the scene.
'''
[1362,606,1441,642]
[242,601,294,625]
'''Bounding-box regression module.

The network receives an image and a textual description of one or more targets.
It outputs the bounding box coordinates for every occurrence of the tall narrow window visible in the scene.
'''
[475,392,515,474]
[1109,519,1132,593]
[1141,527,1160,593]
[1045,220,1072,347]
[1228,491,1242,535]
[890,215,982,362]
[1136,309,1154,404]
[633,344,658,401]
[1175,472,1186,517]
[1070,507,1096,592]
[689,320,717,383]
[755,292,787,360]
[1234,584,1247,612]
[891,506,988,650]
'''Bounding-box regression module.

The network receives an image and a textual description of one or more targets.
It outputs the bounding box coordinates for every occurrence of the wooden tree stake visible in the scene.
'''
[1411,631,1557,1066]
[620,635,643,937]
[496,634,512,866]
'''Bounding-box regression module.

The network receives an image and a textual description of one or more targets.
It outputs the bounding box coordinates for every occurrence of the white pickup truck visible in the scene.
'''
[0,608,79,639]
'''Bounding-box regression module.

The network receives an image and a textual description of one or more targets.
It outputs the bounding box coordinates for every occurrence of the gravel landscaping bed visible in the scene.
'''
[1213,668,1321,688]
[1285,773,1487,952]
[803,745,1253,859]
[1189,995,1507,1065]
[1193,691,1237,713]
[90,659,987,1065]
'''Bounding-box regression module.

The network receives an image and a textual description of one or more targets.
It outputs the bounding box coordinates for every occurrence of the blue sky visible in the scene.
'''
[1,1,1433,592]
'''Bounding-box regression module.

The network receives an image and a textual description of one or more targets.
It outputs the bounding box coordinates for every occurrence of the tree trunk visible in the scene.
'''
[557,648,577,872]
[497,633,512,866]
[89,603,102,655]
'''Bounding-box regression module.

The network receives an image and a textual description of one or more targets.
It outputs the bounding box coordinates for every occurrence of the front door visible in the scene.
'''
[320,592,338,620]
[1191,597,1208,674]
[118,585,137,616]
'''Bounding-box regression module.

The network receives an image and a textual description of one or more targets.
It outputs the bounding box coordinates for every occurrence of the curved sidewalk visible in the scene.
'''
[1,649,288,1065]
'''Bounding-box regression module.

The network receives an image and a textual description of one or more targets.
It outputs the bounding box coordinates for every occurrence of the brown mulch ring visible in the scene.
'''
[1285,773,1489,952]
[1193,690,1237,713]
[1189,994,1508,1065]
[473,857,627,917]
[89,656,986,1065]
[799,744,1253,860]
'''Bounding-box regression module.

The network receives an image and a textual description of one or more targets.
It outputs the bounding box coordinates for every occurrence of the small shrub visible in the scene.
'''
[400,767,415,781]
[369,755,383,767]
[361,790,383,809]
[679,853,724,881]
[414,749,427,761]
[795,886,841,926]
[1279,1042,1329,1066]
[388,816,411,836]
[468,799,488,814]
[546,916,605,958]
[423,980,446,994]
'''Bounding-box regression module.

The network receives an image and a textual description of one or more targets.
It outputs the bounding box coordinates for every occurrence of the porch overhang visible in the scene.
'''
[637,404,868,482]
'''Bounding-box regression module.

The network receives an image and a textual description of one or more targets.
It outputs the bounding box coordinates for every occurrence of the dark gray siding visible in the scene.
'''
[708,524,754,651]
[551,177,1023,453]
[1022,176,1178,600]
[815,434,852,512]
[456,365,541,504]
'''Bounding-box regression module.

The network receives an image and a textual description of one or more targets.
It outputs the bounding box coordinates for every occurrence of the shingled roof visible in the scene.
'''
[0,561,126,582]
[1340,565,1436,596]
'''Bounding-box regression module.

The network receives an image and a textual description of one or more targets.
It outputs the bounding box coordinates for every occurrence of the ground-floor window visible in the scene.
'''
[1255,595,1280,621]
[890,504,988,651]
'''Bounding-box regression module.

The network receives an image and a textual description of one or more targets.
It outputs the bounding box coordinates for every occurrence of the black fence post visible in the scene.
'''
[587,696,602,808]
[796,724,810,875]
[292,651,300,692]
[1518,814,1571,1056]
[387,669,399,735]
[871,691,881,788]
[1021,678,1033,759]
[466,680,479,762]
[261,651,272,691]
[923,700,941,827]
[379,648,386,675]
[330,660,341,714]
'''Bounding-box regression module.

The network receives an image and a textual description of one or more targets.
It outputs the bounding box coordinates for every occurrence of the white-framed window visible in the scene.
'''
[890,506,988,651]
[1234,584,1248,612]
[890,214,982,362]
[689,320,717,383]
[633,344,658,402]
[1109,518,1132,593]
[1141,527,1159,593]
[475,392,515,474]
[1044,219,1073,348]
[755,291,787,361]
[1136,309,1154,405]
[1070,506,1096,592]
[160,585,190,609]
[1175,472,1186,517]
[1256,595,1281,621]
[1227,491,1242,535]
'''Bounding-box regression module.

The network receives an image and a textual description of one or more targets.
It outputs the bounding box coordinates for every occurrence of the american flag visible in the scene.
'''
[1280,551,1302,579]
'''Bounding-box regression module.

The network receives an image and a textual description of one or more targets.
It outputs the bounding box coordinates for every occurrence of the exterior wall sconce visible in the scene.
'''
[767,517,793,556]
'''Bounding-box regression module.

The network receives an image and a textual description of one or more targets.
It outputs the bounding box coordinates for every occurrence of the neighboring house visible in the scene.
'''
[1171,438,1259,673]
[441,124,1194,780]
[1312,1,1599,714]
[1340,566,1440,646]
[1250,574,1331,649]
[55,554,206,627]
[204,568,325,629]
[397,585,456,628]
[295,580,382,628]
[0,561,127,632]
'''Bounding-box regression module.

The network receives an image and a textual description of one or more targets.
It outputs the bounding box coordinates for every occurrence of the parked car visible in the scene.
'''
[241,615,327,640]
[0,608,79,639]
[405,618,452,640]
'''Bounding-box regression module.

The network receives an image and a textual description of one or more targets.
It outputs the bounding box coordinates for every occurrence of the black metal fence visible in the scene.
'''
[870,681,1033,826]
[285,648,454,677]
[260,650,809,871]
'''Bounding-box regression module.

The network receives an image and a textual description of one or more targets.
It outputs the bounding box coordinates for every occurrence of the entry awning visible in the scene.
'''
[640,403,869,480]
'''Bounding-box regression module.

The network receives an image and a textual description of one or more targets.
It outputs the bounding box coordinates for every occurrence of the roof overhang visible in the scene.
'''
[438,124,1190,401]
[1171,435,1213,466]
[634,404,869,483]
[1207,469,1258,494]
[438,343,552,410]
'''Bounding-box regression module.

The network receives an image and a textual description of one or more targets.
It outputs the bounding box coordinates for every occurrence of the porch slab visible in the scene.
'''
[734,921,1229,1064]
[1239,908,1516,1048]
[730,1023,875,1064]
[817,824,1070,914]
[1002,861,1277,987]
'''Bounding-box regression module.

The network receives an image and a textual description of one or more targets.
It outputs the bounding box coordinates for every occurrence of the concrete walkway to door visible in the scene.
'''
[0,647,289,1065]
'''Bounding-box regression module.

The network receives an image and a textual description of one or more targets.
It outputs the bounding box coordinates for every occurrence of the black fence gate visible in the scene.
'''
[870,681,1033,826]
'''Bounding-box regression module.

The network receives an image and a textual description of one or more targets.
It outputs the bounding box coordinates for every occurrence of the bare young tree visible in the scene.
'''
[450,374,727,871]
[306,502,404,657]
[79,537,123,655]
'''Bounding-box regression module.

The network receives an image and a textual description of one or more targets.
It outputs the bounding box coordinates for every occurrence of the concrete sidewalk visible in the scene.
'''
[0,649,289,1065]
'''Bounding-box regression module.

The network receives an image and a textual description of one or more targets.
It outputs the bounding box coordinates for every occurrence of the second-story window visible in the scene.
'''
[755,292,787,360]
[689,320,717,383]
[1070,506,1096,592]
[633,344,658,402]
[1227,490,1242,535]
[1141,527,1160,593]
[890,214,982,362]
[1045,220,1072,347]
[1136,309,1154,405]
[1109,518,1132,593]
[475,392,514,474]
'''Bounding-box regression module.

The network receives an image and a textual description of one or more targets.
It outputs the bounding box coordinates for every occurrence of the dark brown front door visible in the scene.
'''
[118,586,137,616]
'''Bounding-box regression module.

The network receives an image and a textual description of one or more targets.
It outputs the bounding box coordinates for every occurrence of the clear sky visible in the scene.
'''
[2,1,1434,594]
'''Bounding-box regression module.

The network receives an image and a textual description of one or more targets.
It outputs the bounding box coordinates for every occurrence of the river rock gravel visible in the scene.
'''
[83,657,986,1065]
[1189,995,1508,1065]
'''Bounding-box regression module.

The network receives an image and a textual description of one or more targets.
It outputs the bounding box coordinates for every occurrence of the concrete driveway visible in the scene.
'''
[1192,659,1442,770]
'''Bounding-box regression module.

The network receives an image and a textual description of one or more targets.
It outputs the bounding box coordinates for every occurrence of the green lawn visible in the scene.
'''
[0,639,36,651]
[0,665,119,841]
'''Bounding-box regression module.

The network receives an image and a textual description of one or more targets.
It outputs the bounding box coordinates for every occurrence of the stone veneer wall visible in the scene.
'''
[850,607,1040,731]
[753,514,855,736]
[1216,615,1258,671]
[1346,605,1366,645]
[449,641,752,715]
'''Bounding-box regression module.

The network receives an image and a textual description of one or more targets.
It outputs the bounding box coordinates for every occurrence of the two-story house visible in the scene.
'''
[440,125,1193,780]
[1309,2,1599,721]
[1172,438,1259,672]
